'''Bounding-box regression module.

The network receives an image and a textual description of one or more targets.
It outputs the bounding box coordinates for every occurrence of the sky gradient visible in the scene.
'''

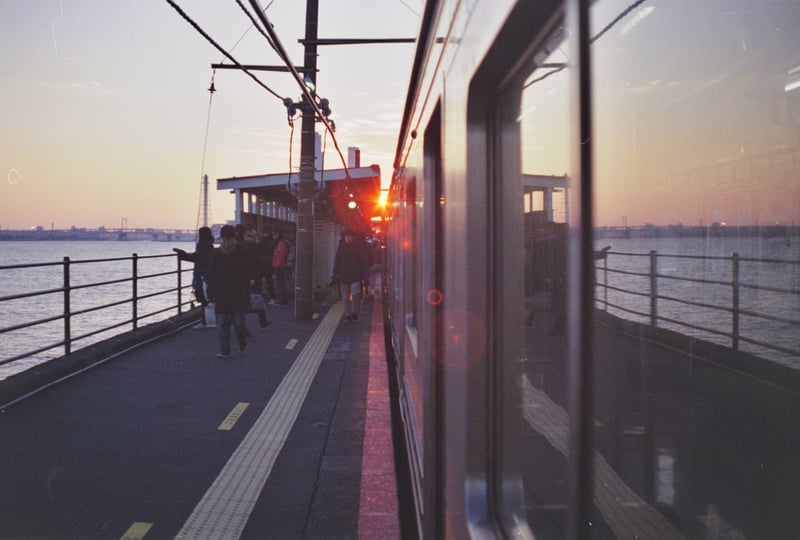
[1,0,419,230]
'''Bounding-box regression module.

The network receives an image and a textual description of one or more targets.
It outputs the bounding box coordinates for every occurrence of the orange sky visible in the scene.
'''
[0,1,418,231]
[522,0,800,228]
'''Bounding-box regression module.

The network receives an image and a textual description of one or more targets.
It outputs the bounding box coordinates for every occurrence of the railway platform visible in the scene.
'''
[0,291,403,539]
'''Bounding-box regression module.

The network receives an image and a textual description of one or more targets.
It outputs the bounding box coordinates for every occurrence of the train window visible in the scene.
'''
[395,106,444,536]
[497,24,573,536]
[404,177,419,335]
[590,1,800,538]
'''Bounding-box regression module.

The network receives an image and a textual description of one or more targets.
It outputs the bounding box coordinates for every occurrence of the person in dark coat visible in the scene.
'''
[332,229,370,321]
[173,226,214,306]
[206,225,251,357]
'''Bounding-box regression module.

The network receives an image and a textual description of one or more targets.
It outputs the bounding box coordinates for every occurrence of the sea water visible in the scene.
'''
[595,235,800,367]
[1,236,798,380]
[0,240,196,380]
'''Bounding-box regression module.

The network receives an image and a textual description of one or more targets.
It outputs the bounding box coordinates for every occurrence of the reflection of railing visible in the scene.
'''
[595,250,800,360]
[0,254,194,368]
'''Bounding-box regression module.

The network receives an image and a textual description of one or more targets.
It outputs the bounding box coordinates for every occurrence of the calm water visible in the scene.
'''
[1,237,798,380]
[595,235,800,366]
[0,240,196,380]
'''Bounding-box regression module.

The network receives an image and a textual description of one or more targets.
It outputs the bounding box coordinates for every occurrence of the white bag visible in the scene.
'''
[204,302,216,327]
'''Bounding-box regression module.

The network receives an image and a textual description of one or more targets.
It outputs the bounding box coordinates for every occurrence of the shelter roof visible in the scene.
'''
[217,165,381,231]
[217,165,381,208]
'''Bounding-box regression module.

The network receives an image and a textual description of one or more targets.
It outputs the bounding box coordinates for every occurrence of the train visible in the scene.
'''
[381,0,800,538]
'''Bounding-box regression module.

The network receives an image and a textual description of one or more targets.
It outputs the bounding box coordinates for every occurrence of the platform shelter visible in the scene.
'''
[216,163,381,298]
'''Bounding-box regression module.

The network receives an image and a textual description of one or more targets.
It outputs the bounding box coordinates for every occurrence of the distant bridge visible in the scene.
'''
[0,227,199,242]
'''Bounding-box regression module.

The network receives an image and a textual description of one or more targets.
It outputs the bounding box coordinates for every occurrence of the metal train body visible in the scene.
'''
[383,0,800,538]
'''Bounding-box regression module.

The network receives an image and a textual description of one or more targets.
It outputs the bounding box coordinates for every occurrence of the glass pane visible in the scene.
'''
[515,27,572,537]
[591,1,800,538]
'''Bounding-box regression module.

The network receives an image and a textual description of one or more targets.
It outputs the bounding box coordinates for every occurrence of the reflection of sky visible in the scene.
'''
[521,44,570,177]
[522,0,800,227]
[591,0,800,226]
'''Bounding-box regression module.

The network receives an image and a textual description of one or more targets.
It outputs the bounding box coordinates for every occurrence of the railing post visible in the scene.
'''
[603,255,609,311]
[63,256,71,356]
[132,253,139,331]
[732,252,740,350]
[177,255,183,315]
[649,250,658,327]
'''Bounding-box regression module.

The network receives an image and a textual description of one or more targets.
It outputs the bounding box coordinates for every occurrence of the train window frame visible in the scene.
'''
[421,104,445,537]
[463,1,568,537]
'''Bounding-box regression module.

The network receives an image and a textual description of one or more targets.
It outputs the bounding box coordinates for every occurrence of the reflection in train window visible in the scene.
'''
[511,27,573,537]
[589,1,800,538]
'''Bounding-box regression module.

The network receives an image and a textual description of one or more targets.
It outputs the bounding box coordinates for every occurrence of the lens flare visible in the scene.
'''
[434,308,488,368]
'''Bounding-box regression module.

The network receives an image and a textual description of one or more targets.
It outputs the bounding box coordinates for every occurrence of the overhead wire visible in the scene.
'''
[523,0,649,92]
[233,0,280,55]
[196,70,217,231]
[245,0,351,177]
[165,0,285,102]
[396,0,420,17]
[167,0,353,186]
[225,25,253,59]
[591,0,650,43]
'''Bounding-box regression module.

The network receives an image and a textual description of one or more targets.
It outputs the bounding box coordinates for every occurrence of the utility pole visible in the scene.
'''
[211,0,406,318]
[294,0,319,320]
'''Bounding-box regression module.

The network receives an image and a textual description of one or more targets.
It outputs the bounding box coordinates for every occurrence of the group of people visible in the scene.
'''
[176,224,371,357]
[174,224,294,358]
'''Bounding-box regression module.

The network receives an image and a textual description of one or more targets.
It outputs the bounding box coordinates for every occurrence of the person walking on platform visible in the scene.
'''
[206,225,250,357]
[332,229,370,321]
[271,230,293,306]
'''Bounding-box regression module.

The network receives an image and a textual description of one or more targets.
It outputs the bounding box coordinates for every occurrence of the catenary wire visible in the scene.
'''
[165,0,285,102]
[591,0,649,43]
[245,0,351,177]
[167,0,351,180]
[396,0,420,17]
[233,0,280,54]
[196,70,217,231]
[523,0,648,91]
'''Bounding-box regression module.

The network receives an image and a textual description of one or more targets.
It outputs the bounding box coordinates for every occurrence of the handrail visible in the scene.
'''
[0,252,195,375]
[595,250,800,362]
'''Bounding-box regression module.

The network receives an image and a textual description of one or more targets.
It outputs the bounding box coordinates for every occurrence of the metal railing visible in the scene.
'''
[595,250,800,361]
[0,253,195,369]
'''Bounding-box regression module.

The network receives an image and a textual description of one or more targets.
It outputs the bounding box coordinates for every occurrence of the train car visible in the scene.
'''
[384,0,800,538]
